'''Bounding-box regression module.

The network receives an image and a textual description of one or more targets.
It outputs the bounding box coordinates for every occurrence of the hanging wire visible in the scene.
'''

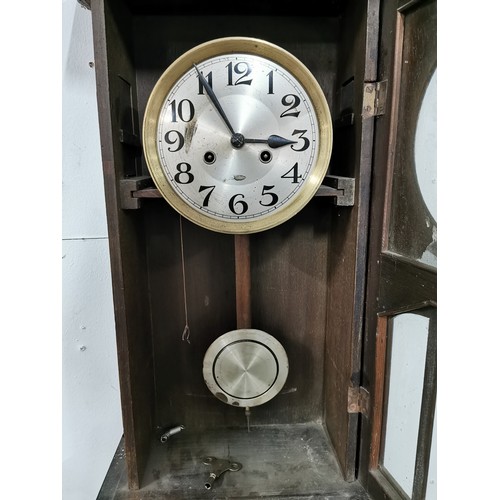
[179,216,191,343]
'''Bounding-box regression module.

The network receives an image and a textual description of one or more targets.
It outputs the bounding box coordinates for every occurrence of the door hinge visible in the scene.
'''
[347,386,370,417]
[362,80,388,118]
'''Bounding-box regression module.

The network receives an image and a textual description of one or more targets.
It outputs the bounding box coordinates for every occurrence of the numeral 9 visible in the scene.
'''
[164,130,185,152]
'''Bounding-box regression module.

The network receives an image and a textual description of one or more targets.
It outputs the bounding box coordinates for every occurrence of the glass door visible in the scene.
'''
[359,1,437,498]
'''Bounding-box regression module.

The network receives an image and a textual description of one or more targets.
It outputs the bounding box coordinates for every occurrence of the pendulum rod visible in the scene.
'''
[234,234,252,431]
[234,234,252,329]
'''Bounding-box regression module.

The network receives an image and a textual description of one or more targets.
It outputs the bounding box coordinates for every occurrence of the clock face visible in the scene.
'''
[143,37,332,233]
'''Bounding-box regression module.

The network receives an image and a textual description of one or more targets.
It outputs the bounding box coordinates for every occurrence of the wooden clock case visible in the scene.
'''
[89,0,436,498]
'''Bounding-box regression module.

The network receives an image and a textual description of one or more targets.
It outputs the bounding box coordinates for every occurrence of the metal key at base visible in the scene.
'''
[202,456,242,490]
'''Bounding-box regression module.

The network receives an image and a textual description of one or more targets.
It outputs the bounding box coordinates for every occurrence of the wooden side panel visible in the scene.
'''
[251,203,331,424]
[145,200,331,429]
[144,202,238,429]
[91,0,154,489]
[324,0,379,481]
[357,0,402,491]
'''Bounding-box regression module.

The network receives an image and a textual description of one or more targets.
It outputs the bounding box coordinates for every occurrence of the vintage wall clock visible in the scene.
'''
[90,1,433,497]
[142,36,333,234]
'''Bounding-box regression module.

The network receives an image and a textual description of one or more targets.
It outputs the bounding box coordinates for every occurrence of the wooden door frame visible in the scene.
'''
[365,305,436,500]
[357,0,437,498]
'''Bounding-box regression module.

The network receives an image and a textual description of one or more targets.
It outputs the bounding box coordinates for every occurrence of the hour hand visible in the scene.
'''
[194,63,236,136]
[244,134,298,149]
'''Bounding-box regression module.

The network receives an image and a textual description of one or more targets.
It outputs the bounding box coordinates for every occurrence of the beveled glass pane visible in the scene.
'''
[415,70,437,225]
[387,1,437,268]
[382,313,429,496]
[414,69,437,267]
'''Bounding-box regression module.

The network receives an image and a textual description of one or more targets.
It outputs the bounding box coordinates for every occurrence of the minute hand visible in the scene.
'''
[244,135,298,149]
[194,64,236,136]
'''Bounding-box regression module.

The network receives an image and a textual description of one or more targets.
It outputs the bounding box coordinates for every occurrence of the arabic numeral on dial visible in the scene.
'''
[290,129,310,152]
[174,163,194,184]
[199,185,215,207]
[197,71,213,95]
[164,130,185,152]
[169,99,194,122]
[266,70,274,94]
[259,185,279,207]
[281,163,302,184]
[229,193,249,215]
[280,94,301,118]
[226,61,252,86]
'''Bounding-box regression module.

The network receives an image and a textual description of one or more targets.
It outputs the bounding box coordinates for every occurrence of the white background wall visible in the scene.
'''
[62,1,123,499]
[0,1,124,497]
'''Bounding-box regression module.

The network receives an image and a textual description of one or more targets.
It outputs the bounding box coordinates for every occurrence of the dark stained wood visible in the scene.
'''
[234,235,252,329]
[91,0,155,489]
[366,468,407,500]
[250,203,331,424]
[411,308,437,499]
[323,0,380,481]
[130,185,349,200]
[379,10,404,252]
[123,0,347,16]
[378,252,437,314]
[358,0,437,497]
[364,307,435,500]
[90,0,384,495]
[386,1,437,262]
[369,316,388,470]
[357,0,405,486]
[144,205,237,430]
[132,187,162,198]
[120,176,154,209]
[98,424,371,500]
[131,12,339,430]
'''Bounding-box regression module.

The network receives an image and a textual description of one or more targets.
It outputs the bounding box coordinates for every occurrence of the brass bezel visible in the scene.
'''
[142,36,333,234]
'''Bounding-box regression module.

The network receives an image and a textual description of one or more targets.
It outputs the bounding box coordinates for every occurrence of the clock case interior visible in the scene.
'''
[92,0,376,497]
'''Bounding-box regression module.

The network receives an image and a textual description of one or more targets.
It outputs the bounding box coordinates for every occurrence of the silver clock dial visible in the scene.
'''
[143,37,332,234]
